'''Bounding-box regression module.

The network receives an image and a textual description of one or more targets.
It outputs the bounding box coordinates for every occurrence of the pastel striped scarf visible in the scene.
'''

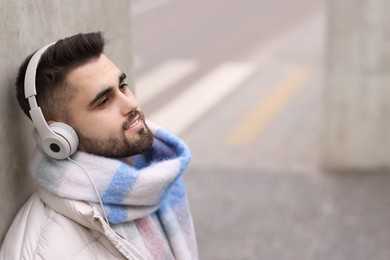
[30,121,198,259]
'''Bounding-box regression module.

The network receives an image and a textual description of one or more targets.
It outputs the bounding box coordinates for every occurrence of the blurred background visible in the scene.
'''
[131,0,390,259]
[1,0,390,259]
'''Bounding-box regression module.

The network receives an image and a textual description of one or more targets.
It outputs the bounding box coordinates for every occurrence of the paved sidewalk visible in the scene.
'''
[186,166,390,260]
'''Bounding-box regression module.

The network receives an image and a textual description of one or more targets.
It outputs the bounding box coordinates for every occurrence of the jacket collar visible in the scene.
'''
[38,187,146,259]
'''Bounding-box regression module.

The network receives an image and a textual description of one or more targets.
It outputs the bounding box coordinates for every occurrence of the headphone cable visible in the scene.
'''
[66,157,110,226]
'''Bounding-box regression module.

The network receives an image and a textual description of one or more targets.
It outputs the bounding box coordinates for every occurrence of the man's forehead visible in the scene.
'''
[67,54,119,83]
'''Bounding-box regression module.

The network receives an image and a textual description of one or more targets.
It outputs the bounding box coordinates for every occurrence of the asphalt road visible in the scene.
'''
[131,1,390,259]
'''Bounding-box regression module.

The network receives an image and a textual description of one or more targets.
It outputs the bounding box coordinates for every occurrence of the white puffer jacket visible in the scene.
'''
[0,188,146,260]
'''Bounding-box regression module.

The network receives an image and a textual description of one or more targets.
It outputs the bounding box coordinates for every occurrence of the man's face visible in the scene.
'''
[65,54,153,157]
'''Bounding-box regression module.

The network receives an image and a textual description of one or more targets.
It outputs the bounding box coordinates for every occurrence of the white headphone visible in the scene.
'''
[24,42,79,160]
[23,42,111,225]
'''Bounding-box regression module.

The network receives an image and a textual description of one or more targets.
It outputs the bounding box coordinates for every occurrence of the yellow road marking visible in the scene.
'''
[224,66,312,146]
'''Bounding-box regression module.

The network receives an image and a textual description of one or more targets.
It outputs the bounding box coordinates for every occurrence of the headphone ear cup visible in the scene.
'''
[49,122,79,158]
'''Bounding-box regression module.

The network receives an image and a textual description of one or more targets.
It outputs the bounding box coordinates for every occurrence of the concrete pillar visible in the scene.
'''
[323,0,390,171]
[0,0,133,245]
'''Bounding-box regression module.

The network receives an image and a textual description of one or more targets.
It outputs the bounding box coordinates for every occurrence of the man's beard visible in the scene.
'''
[76,111,154,158]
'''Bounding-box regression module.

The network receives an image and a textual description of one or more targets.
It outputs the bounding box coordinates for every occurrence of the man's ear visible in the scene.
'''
[47,120,57,126]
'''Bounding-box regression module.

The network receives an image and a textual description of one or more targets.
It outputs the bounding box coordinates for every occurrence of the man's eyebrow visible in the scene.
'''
[88,87,113,108]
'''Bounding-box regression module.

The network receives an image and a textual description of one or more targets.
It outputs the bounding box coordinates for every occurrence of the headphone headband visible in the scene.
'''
[24,42,55,99]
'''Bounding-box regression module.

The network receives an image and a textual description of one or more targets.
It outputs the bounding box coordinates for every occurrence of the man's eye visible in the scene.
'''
[98,97,110,108]
[120,83,128,92]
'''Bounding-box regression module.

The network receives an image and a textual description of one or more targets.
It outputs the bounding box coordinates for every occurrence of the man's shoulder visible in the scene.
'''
[0,192,99,259]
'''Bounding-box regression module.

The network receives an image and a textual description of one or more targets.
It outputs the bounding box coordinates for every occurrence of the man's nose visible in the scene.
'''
[120,91,139,115]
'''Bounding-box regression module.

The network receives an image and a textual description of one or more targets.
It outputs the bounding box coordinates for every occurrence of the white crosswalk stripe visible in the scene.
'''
[135,59,198,105]
[147,62,257,135]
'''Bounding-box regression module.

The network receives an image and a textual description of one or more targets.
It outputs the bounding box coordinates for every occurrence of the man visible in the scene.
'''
[0,32,198,259]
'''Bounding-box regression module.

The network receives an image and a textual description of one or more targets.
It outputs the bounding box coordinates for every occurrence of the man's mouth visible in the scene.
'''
[123,109,146,132]
[126,118,140,130]
[124,115,139,130]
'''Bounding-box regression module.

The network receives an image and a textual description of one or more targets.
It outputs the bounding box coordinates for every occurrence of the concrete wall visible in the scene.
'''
[0,0,133,245]
[323,0,390,171]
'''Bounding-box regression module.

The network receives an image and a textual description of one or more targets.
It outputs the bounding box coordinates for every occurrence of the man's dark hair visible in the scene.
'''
[16,32,105,122]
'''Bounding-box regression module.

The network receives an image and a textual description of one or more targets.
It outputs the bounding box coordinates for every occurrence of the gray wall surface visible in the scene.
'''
[323,0,390,171]
[0,0,133,245]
